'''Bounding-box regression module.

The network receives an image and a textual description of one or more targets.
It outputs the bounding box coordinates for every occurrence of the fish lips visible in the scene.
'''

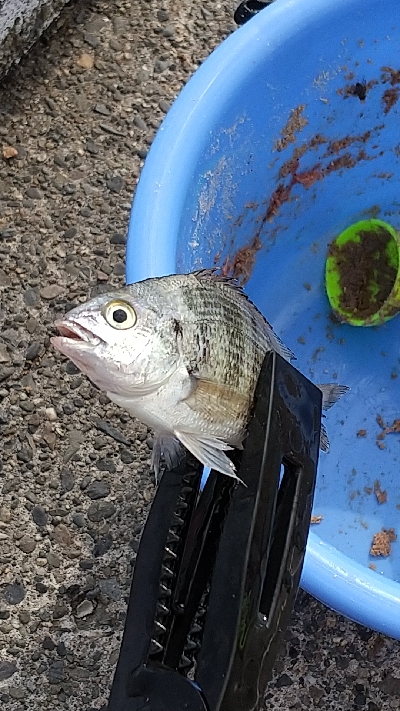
[51,319,103,356]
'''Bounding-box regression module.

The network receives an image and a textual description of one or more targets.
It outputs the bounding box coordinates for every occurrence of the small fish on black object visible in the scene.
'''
[51,270,348,481]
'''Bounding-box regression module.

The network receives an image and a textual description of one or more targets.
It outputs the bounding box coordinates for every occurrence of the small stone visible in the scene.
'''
[381,674,400,696]
[157,9,170,21]
[72,513,85,528]
[86,480,111,500]
[45,407,58,422]
[64,227,77,239]
[276,673,293,688]
[137,148,148,160]
[159,99,170,113]
[106,175,124,193]
[26,187,42,200]
[52,603,69,620]
[77,53,94,69]
[42,636,56,651]
[0,661,17,681]
[9,687,25,700]
[110,233,126,245]
[87,501,116,522]
[47,659,66,684]
[32,506,48,527]
[154,59,170,74]
[2,583,25,605]
[86,140,99,155]
[2,146,18,159]
[57,642,68,657]
[23,288,39,306]
[120,448,135,464]
[84,32,100,49]
[40,284,64,300]
[96,458,116,474]
[46,552,61,568]
[18,610,30,624]
[17,535,36,554]
[0,366,14,383]
[93,536,112,557]
[53,523,73,547]
[35,581,48,594]
[17,446,33,462]
[75,600,94,618]
[94,103,110,116]
[60,468,74,492]
[0,344,10,362]
[79,559,94,570]
[25,341,41,361]
[133,115,147,131]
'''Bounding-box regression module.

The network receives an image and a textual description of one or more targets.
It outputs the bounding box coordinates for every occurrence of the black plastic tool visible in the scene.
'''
[234,0,275,26]
[108,351,322,711]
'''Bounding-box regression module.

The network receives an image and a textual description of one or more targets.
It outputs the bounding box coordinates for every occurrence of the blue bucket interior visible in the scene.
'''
[126,0,400,636]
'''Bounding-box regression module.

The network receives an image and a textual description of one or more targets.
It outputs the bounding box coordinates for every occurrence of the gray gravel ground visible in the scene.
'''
[0,1,400,709]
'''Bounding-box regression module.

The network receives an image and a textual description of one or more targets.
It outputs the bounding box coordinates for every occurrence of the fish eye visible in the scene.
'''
[104,300,137,330]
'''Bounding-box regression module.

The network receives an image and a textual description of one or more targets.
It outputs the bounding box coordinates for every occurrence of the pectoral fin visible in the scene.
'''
[183,374,250,426]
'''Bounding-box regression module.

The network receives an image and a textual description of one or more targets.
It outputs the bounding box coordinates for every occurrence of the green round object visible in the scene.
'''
[325,219,400,326]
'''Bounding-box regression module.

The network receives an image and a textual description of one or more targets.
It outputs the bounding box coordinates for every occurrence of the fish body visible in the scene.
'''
[51,270,347,480]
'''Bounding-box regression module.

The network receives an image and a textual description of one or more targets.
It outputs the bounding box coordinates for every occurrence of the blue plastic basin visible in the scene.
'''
[126,0,400,637]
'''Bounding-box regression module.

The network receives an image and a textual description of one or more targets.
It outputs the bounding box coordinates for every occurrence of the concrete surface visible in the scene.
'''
[0,0,399,710]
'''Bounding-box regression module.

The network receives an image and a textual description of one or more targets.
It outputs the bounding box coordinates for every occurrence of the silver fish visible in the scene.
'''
[51,270,348,481]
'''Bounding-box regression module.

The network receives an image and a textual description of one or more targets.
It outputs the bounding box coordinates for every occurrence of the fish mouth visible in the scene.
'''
[53,319,102,347]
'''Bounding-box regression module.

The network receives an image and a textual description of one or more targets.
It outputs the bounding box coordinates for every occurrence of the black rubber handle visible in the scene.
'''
[234,0,275,26]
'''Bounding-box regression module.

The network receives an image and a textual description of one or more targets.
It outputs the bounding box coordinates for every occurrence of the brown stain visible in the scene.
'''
[382,87,400,114]
[381,66,400,86]
[217,65,398,285]
[273,104,308,152]
[374,479,388,505]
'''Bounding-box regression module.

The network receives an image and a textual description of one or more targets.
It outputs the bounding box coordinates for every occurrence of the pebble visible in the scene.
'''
[2,583,26,605]
[106,175,124,193]
[64,227,77,239]
[87,501,116,522]
[45,407,57,422]
[47,660,66,684]
[75,600,94,618]
[0,661,17,681]
[25,342,41,361]
[0,343,10,362]
[110,233,126,245]
[32,506,48,527]
[86,480,111,500]
[96,458,116,474]
[159,99,171,113]
[46,552,61,568]
[17,536,36,554]
[133,115,147,131]
[40,284,64,300]
[26,187,42,200]
[72,513,85,528]
[23,288,39,306]
[60,468,75,492]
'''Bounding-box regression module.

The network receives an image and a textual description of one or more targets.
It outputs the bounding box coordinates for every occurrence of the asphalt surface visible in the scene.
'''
[0,0,399,709]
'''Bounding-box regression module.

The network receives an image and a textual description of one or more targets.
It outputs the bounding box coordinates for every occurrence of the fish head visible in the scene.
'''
[51,288,180,397]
